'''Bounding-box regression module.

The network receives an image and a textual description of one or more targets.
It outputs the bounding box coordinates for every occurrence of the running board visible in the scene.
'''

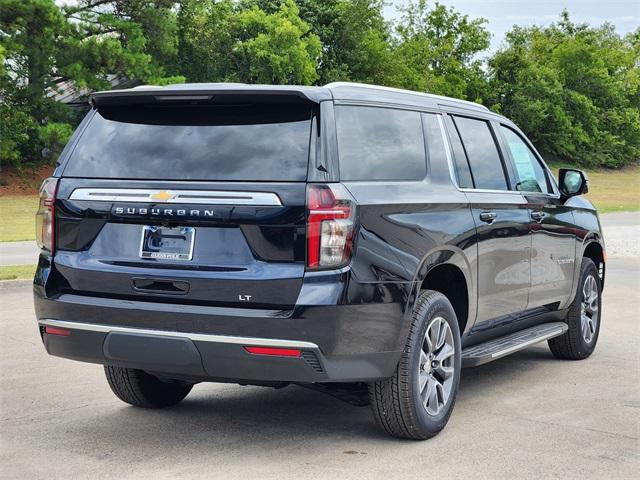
[462,322,568,367]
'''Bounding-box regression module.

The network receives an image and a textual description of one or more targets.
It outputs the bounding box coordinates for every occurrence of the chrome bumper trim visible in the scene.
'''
[39,319,318,349]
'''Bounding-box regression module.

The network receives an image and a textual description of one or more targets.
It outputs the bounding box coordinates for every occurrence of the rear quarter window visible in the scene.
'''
[335,106,426,181]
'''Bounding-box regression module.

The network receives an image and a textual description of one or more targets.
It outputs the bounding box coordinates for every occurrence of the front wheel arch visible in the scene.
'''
[583,240,605,289]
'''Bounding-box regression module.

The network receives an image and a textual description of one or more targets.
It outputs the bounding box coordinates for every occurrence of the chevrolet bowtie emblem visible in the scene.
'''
[150,191,176,202]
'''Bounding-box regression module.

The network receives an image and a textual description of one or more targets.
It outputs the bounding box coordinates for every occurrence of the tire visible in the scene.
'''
[548,257,602,360]
[369,290,462,440]
[104,366,193,408]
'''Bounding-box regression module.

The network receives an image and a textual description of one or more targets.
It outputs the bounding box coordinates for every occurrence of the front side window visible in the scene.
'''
[453,116,508,191]
[335,106,426,181]
[500,126,551,194]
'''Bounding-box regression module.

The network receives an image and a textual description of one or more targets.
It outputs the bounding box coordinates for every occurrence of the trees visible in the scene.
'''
[1,0,70,164]
[0,0,182,166]
[236,0,394,85]
[1,2,638,168]
[489,12,640,168]
[177,0,321,84]
[296,0,394,85]
[392,0,490,101]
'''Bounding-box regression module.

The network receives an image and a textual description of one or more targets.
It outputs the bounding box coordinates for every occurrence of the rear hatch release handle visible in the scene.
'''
[132,278,190,295]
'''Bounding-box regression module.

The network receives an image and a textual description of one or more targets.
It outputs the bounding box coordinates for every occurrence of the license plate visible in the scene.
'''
[139,226,195,261]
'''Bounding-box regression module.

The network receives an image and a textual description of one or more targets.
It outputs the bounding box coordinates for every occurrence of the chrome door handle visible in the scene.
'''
[479,212,497,224]
[531,211,546,223]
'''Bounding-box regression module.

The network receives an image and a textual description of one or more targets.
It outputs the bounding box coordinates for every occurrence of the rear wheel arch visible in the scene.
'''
[420,262,470,336]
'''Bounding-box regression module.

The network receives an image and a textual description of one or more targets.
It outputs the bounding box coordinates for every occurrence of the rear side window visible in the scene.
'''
[63,104,312,181]
[335,106,426,181]
[500,126,551,194]
[444,115,474,188]
[453,116,508,191]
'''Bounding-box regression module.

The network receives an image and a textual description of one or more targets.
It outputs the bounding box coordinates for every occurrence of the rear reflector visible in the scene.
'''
[45,326,71,336]
[243,346,302,357]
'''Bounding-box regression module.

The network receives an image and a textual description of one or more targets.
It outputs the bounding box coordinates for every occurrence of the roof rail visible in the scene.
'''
[324,81,489,111]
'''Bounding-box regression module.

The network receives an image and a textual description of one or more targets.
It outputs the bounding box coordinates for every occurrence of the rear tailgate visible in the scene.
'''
[52,100,314,309]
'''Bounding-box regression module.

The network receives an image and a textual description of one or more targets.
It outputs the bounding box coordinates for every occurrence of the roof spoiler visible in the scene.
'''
[90,85,330,107]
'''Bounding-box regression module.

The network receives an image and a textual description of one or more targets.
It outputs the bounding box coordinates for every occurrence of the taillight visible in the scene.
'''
[306,184,356,269]
[35,177,58,253]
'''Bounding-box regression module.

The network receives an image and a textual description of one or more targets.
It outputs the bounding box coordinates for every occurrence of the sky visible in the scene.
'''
[383,0,640,52]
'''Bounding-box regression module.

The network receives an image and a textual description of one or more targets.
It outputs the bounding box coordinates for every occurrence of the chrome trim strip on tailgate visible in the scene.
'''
[69,188,283,206]
[39,319,318,349]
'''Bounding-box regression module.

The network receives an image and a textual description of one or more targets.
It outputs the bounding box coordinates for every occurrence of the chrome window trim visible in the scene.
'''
[69,188,283,206]
[460,188,524,195]
[39,319,319,349]
[437,114,460,188]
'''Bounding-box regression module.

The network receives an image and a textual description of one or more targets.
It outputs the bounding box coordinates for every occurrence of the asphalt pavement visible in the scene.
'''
[0,241,39,266]
[0,213,638,479]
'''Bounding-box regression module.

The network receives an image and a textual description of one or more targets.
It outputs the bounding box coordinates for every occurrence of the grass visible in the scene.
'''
[548,164,640,213]
[0,264,36,281]
[0,195,39,242]
[580,166,640,213]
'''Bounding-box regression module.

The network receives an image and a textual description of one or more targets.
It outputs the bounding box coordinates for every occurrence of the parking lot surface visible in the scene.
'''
[1,262,638,478]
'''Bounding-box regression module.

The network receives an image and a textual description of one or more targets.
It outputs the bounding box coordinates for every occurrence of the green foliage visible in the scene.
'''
[296,0,394,84]
[392,0,491,101]
[38,122,73,162]
[0,0,182,167]
[177,0,321,84]
[1,1,638,169]
[489,12,640,168]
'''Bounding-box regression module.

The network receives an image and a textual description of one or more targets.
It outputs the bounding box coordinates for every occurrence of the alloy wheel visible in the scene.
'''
[581,275,599,344]
[418,316,456,416]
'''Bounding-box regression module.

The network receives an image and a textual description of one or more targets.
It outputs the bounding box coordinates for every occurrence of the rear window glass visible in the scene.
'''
[63,104,312,181]
[335,106,426,181]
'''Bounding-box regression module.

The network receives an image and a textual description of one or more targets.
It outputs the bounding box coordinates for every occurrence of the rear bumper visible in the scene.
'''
[34,267,414,383]
[37,317,400,383]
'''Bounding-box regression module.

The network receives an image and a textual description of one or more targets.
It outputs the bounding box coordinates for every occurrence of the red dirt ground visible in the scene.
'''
[0,164,54,196]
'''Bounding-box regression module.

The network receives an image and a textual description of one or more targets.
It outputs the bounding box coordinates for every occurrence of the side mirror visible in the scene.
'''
[558,168,589,198]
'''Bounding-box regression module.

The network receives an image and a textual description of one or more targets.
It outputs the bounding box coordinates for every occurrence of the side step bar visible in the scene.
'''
[462,322,568,367]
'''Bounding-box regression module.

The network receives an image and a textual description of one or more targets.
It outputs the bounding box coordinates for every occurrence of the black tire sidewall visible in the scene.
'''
[408,294,462,435]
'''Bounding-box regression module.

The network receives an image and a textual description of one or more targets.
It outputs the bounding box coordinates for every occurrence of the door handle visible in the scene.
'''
[531,211,546,223]
[479,212,497,224]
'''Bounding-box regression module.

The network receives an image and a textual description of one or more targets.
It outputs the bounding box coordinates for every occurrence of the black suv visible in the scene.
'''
[34,82,605,439]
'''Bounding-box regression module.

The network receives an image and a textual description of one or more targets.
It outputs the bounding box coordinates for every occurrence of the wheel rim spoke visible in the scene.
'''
[580,274,599,343]
[426,378,439,413]
[435,344,454,363]
[419,316,456,416]
[429,321,440,352]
